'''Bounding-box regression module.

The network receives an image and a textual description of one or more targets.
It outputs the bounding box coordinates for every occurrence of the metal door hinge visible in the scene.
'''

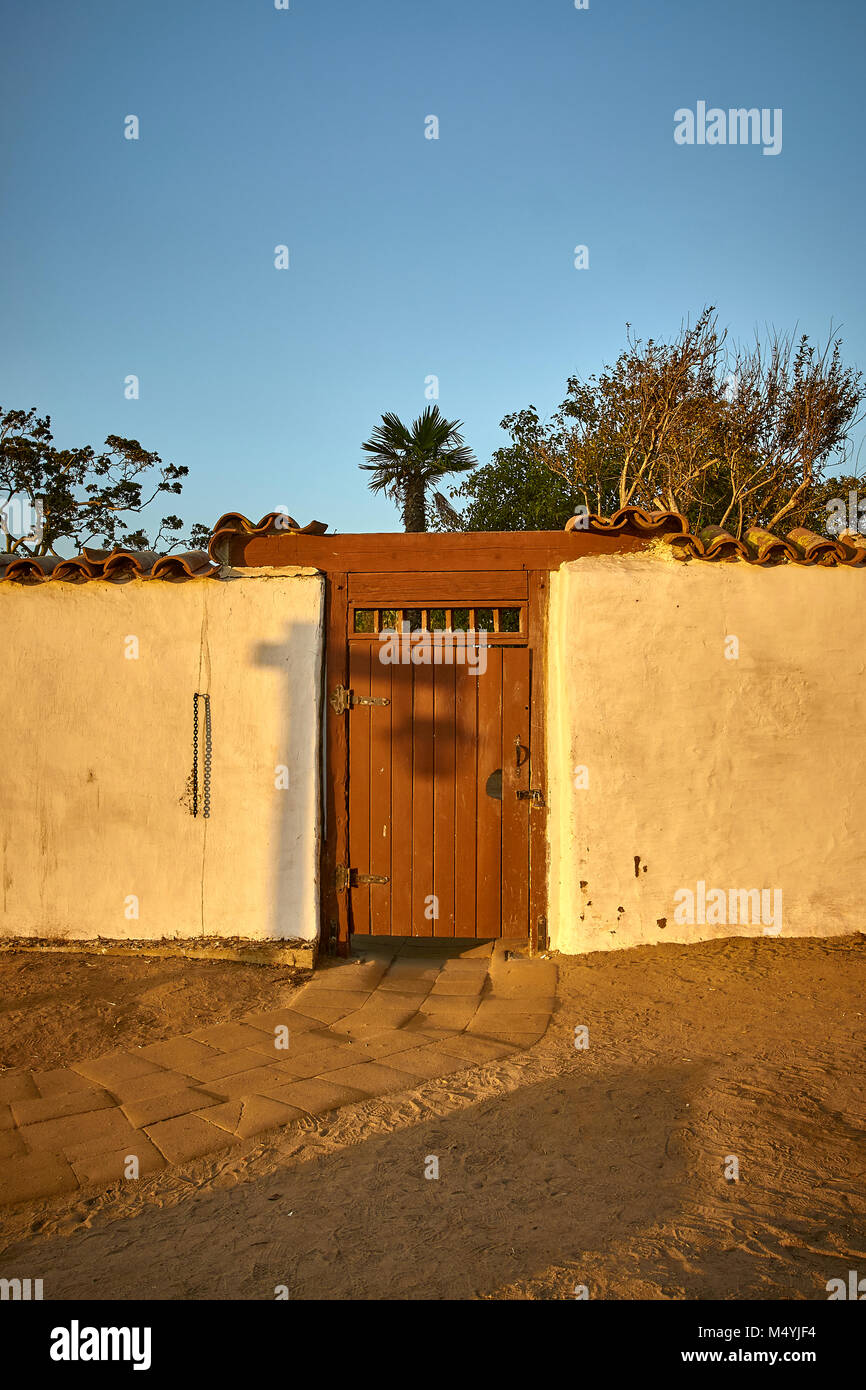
[335,864,390,890]
[517,788,546,807]
[329,684,391,715]
[350,869,390,886]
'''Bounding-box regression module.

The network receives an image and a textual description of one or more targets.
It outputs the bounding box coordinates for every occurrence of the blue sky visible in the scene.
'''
[2,0,864,538]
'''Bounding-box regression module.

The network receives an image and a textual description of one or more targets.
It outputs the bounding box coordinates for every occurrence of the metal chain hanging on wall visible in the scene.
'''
[192,692,212,818]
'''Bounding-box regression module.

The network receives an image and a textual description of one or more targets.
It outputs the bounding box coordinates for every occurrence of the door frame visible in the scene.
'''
[322,556,550,956]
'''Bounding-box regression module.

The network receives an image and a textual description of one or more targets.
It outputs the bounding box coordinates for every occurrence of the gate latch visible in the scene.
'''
[517,788,546,807]
[330,684,391,715]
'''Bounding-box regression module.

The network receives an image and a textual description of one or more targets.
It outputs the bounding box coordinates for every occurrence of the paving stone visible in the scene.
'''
[358,991,425,1012]
[19,1106,140,1158]
[277,1025,349,1051]
[415,999,480,1030]
[144,1113,235,1164]
[107,1069,194,1103]
[439,958,491,974]
[0,1128,27,1160]
[276,1042,361,1078]
[485,976,557,1003]
[258,1077,369,1114]
[428,975,486,997]
[388,1045,474,1079]
[293,988,372,1014]
[247,1029,336,1065]
[135,1037,219,1073]
[436,1034,518,1063]
[467,1023,547,1046]
[197,1098,245,1134]
[0,1152,79,1204]
[71,1137,166,1187]
[11,1087,115,1128]
[241,1007,327,1035]
[244,1034,312,1063]
[31,1067,106,1098]
[470,1004,552,1032]
[71,1050,162,1087]
[0,1071,39,1105]
[399,1018,461,1041]
[282,999,356,1024]
[121,1087,222,1129]
[0,1104,15,1130]
[323,1062,417,1096]
[332,1009,419,1038]
[185,1048,275,1082]
[488,959,557,992]
[375,977,433,995]
[350,1028,435,1060]
[189,1022,273,1052]
[485,989,556,1010]
[199,1095,305,1140]
[310,962,388,991]
[208,1065,296,1099]
[380,962,440,983]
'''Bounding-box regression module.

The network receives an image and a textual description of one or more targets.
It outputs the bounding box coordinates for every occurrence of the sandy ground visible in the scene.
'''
[0,934,863,1301]
[0,949,311,1072]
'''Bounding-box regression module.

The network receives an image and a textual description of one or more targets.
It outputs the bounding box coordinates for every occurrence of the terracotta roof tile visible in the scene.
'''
[564,505,690,537]
[563,505,866,567]
[0,548,219,584]
[208,512,328,563]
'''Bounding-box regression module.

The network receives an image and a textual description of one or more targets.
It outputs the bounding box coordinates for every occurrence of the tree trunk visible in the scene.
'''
[402,479,427,532]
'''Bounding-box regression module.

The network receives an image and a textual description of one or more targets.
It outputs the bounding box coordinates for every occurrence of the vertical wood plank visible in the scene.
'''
[323,573,351,955]
[389,657,413,936]
[348,641,371,933]
[411,660,435,936]
[432,659,456,936]
[454,662,478,936]
[369,639,392,934]
[501,646,531,939]
[475,645,502,937]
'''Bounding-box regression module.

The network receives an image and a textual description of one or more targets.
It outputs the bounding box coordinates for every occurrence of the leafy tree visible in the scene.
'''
[439,408,582,532]
[0,405,209,556]
[442,311,865,536]
[360,405,477,532]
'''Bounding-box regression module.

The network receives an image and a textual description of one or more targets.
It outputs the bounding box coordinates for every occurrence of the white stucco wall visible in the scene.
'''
[0,568,324,941]
[547,551,866,953]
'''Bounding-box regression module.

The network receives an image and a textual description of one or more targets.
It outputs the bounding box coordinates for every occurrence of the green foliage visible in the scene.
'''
[439,409,586,532]
[439,311,865,536]
[0,405,209,556]
[360,405,477,532]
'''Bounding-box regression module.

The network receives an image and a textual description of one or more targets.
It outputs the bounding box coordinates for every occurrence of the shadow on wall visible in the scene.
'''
[253,616,321,943]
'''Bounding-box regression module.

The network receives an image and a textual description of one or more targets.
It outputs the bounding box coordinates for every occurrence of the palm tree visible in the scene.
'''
[360,406,477,532]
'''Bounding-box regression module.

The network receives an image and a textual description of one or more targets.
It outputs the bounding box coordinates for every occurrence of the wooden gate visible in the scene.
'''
[341,580,538,938]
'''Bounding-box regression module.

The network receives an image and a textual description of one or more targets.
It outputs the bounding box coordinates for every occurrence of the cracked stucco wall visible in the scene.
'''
[546,552,866,953]
[0,568,324,942]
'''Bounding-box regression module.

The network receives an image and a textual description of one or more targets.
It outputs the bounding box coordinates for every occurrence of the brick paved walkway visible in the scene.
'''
[0,939,555,1206]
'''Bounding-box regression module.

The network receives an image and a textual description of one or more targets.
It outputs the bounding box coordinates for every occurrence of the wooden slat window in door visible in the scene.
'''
[350,605,527,642]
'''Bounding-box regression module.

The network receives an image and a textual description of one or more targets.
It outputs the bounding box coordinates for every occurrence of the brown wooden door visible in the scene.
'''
[346,626,533,938]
